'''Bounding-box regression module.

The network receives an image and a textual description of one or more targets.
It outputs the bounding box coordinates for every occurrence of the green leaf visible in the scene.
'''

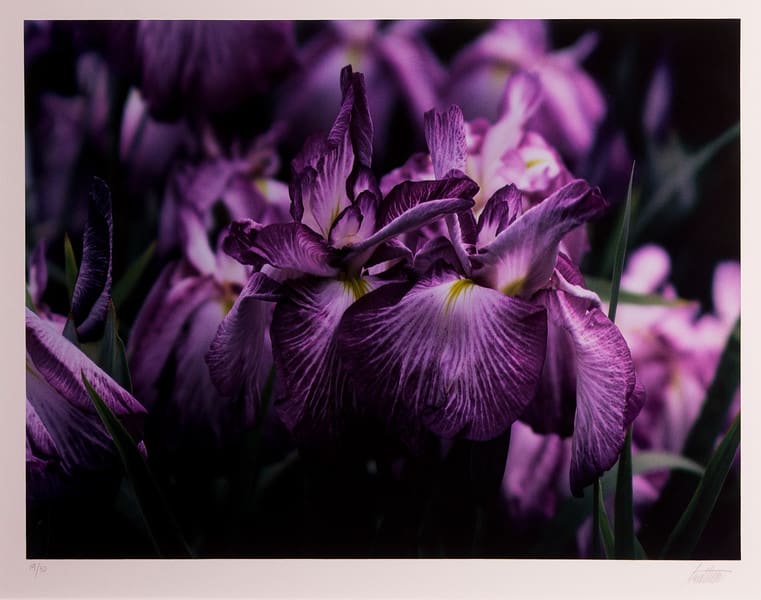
[97,300,133,392]
[608,162,635,324]
[82,372,192,558]
[614,427,635,558]
[598,482,615,558]
[583,276,687,307]
[631,452,704,478]
[112,241,155,309]
[25,286,36,312]
[681,319,740,465]
[62,314,79,347]
[63,233,78,307]
[660,413,740,559]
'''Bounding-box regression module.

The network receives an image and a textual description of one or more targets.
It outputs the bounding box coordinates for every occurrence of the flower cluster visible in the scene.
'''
[24,20,739,559]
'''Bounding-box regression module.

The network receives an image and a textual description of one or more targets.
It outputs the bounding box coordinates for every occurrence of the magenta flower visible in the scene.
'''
[217,67,476,441]
[443,20,605,162]
[338,104,643,495]
[276,20,445,156]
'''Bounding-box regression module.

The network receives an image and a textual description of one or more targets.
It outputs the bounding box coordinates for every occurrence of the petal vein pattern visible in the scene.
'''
[339,269,547,440]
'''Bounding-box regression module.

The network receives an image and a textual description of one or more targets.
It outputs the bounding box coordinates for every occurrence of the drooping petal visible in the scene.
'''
[502,421,571,524]
[222,220,339,277]
[424,105,467,179]
[338,265,547,441]
[26,308,146,472]
[206,271,281,422]
[127,263,217,409]
[541,290,643,496]
[71,178,113,341]
[271,275,382,440]
[474,180,606,297]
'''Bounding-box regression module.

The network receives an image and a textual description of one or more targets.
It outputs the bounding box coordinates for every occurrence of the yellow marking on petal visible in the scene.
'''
[219,281,239,316]
[340,275,370,301]
[255,178,268,195]
[525,158,545,169]
[444,279,475,314]
[346,45,363,69]
[501,277,526,297]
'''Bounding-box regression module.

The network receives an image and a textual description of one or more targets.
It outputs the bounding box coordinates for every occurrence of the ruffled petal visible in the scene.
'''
[476,184,522,246]
[542,290,643,496]
[222,220,339,277]
[378,175,479,227]
[71,178,113,341]
[474,180,606,297]
[338,266,547,441]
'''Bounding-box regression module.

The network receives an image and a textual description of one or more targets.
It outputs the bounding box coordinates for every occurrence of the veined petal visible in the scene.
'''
[476,184,522,246]
[348,196,475,256]
[424,105,467,179]
[542,290,643,496]
[474,179,606,297]
[206,272,280,417]
[127,263,217,409]
[290,131,354,238]
[338,266,547,441]
[272,276,382,440]
[26,309,146,471]
[222,220,338,277]
[71,178,113,341]
[379,175,479,228]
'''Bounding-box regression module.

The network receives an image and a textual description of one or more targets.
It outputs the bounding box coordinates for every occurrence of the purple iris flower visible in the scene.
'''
[156,125,291,258]
[338,104,643,495]
[276,21,445,157]
[216,66,476,442]
[99,21,298,120]
[27,51,111,240]
[26,180,145,504]
[614,245,740,456]
[442,20,605,162]
[26,309,147,505]
[381,73,588,263]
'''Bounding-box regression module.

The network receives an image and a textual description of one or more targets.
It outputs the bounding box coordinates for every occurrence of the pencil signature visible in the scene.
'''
[687,563,732,584]
[29,562,47,578]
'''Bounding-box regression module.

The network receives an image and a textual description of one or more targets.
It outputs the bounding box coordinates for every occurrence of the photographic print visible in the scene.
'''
[22,18,740,563]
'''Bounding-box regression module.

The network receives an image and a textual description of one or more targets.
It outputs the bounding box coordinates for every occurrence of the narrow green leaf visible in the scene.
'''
[631,452,704,478]
[63,233,78,307]
[634,535,648,559]
[112,241,155,309]
[608,162,635,324]
[682,319,740,465]
[592,479,601,557]
[82,373,192,558]
[25,286,36,312]
[97,300,133,392]
[661,414,740,559]
[583,276,687,307]
[62,315,79,347]
[615,427,635,558]
[598,482,615,558]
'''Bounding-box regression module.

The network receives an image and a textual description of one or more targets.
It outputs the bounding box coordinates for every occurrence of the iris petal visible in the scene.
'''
[338,266,547,441]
